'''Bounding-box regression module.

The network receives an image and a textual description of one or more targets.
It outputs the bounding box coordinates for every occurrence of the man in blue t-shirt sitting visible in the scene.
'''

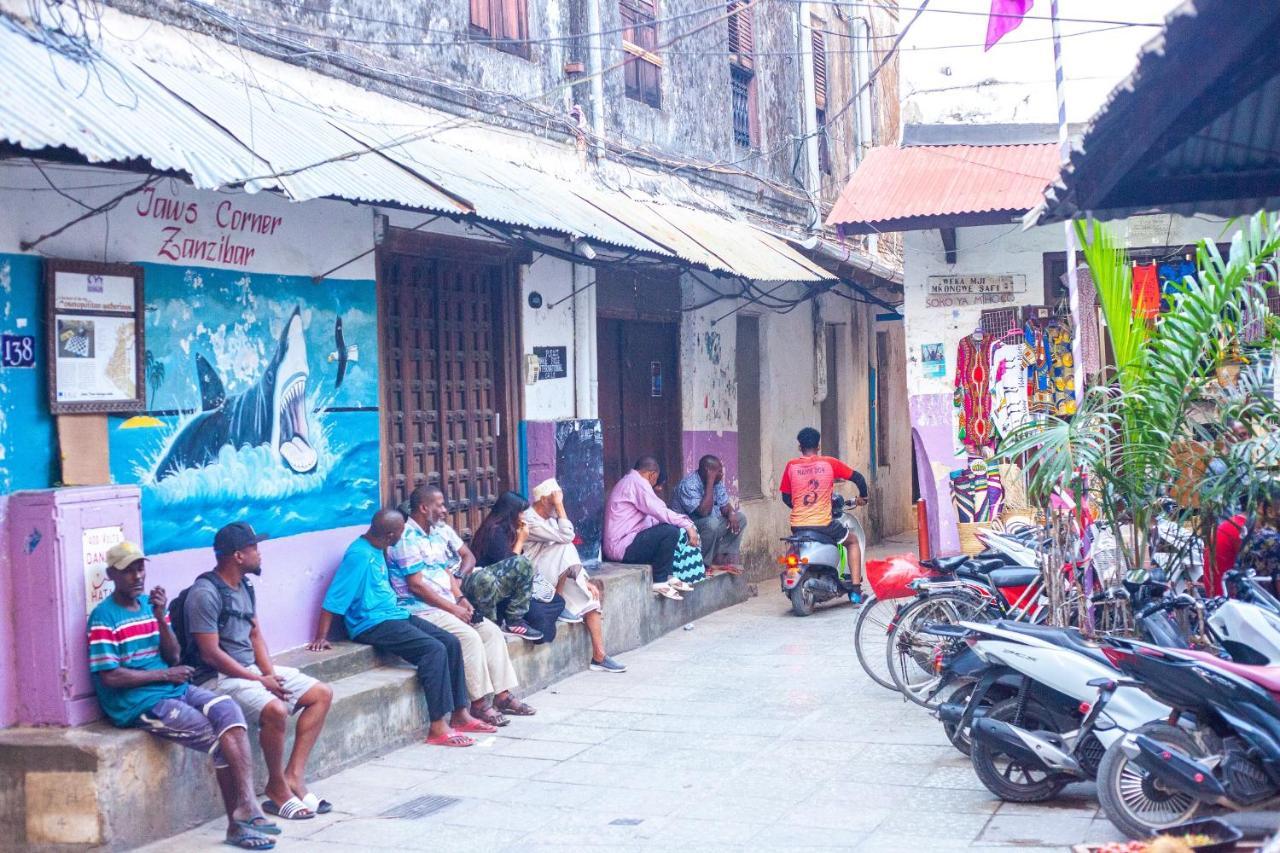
[87,541,278,850]
[308,508,489,747]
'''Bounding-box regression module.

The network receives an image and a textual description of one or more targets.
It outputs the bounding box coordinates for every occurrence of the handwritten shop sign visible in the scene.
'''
[925,274,1027,308]
[135,186,285,268]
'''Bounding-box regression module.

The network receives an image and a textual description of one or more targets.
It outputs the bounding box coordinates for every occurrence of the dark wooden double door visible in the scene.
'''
[378,234,523,537]
[597,316,682,493]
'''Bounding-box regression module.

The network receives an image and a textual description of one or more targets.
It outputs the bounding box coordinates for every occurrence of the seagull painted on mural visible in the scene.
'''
[327,315,359,390]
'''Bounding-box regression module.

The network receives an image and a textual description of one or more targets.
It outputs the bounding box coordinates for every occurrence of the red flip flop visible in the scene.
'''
[425,732,475,747]
[454,719,498,734]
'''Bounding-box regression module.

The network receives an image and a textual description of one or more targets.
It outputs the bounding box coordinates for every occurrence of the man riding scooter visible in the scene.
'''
[781,427,870,604]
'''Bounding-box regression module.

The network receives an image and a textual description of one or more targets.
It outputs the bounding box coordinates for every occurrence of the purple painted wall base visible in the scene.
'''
[682,430,739,497]
[909,394,962,556]
[0,497,14,727]
[524,421,557,489]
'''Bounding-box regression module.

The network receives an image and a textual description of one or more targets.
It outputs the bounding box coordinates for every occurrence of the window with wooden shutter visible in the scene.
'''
[622,0,662,108]
[728,0,756,148]
[471,0,530,59]
[811,22,827,109]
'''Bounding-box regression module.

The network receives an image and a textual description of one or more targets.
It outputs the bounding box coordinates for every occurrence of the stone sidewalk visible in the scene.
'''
[139,533,1126,852]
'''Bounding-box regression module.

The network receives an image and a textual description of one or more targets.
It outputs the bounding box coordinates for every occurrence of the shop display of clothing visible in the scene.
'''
[1073,267,1103,379]
[1024,321,1055,416]
[1157,259,1195,296]
[1048,323,1077,416]
[949,458,1004,523]
[989,337,1032,441]
[954,333,995,450]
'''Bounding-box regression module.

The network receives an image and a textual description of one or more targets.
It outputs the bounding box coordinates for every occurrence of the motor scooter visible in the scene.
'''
[779,493,867,616]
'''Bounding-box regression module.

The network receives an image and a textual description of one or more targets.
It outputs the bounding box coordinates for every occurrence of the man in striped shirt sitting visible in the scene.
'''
[87,541,278,850]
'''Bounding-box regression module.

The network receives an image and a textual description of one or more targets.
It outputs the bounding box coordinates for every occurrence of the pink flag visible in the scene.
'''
[985,0,1033,50]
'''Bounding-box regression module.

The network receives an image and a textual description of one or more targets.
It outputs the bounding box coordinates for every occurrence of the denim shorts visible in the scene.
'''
[136,684,246,768]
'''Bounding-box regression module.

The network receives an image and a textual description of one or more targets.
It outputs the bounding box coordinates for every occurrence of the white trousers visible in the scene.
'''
[419,610,519,701]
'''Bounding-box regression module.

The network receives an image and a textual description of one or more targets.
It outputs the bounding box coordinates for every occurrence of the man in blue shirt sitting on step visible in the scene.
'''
[308,508,491,747]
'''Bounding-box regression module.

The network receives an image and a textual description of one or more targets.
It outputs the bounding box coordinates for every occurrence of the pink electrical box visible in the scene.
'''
[8,486,142,726]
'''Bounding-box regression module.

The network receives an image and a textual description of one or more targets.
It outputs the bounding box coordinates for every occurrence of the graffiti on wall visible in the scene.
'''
[110,264,378,554]
[555,419,603,563]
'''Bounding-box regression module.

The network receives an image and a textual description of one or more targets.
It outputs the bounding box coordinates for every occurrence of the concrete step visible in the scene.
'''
[0,564,749,850]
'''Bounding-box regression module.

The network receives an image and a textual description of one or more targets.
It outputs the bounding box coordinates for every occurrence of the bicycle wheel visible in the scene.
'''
[887,591,991,708]
[854,594,899,691]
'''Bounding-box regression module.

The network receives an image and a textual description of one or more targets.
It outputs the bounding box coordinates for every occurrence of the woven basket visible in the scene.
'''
[958,522,993,556]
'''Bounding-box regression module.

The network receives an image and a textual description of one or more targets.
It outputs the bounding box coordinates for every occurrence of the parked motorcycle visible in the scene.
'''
[779,493,868,616]
[1095,634,1280,838]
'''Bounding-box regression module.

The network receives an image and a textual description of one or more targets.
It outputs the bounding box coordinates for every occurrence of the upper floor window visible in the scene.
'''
[471,0,530,59]
[811,20,831,174]
[622,0,662,108]
[728,0,757,148]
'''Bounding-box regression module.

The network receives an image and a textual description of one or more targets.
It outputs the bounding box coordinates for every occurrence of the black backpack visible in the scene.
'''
[170,571,256,680]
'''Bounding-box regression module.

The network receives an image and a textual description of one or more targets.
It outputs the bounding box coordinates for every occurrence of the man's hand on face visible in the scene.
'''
[259,673,291,701]
[163,665,194,684]
[148,586,168,618]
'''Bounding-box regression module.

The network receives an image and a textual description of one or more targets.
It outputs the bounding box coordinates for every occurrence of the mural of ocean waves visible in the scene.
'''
[133,411,380,554]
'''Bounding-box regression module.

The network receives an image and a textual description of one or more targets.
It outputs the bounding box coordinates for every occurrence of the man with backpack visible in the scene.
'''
[179,522,334,821]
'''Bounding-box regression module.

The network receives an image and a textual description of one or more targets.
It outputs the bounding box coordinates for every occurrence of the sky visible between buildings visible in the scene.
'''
[900,0,1183,126]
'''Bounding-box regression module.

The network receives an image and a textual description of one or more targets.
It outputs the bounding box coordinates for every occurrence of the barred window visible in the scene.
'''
[728,0,756,148]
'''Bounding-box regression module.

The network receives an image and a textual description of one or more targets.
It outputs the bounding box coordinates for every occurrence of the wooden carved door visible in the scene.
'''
[380,240,521,537]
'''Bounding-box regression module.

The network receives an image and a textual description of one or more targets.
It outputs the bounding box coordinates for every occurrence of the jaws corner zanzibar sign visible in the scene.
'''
[134,185,285,267]
[925,274,1027,308]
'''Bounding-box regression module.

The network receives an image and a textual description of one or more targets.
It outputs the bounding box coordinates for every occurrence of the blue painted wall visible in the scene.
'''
[0,253,56,493]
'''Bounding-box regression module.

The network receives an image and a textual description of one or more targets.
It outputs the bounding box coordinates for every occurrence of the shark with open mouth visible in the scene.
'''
[154,306,319,481]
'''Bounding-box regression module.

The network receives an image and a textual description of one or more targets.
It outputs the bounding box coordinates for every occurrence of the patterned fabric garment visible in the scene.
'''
[1024,322,1055,416]
[989,339,1032,442]
[461,555,534,624]
[1072,267,1103,379]
[670,528,707,585]
[954,334,995,450]
[1048,323,1077,416]
[1237,527,1280,586]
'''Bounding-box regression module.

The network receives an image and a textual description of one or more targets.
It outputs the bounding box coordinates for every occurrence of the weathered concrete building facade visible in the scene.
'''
[0,0,908,741]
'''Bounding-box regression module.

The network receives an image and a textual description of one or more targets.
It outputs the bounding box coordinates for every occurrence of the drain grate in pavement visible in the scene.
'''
[609,818,644,826]
[379,795,460,819]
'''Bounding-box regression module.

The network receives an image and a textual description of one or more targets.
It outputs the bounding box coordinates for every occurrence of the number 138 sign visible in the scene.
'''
[2,334,35,368]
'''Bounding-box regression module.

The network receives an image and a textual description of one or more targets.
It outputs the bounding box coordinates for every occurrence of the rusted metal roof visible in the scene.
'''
[825,144,1062,235]
[0,10,833,283]
[1031,0,1280,224]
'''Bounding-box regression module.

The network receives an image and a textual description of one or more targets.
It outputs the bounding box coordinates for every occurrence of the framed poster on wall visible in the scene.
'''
[45,259,145,414]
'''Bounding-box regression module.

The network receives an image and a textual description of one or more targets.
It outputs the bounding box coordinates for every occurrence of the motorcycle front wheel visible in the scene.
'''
[970,698,1070,802]
[1097,724,1201,839]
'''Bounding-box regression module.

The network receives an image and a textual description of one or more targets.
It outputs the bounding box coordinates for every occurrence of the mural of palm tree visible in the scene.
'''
[144,350,165,410]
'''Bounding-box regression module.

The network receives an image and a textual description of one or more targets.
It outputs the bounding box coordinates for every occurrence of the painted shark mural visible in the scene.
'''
[155,307,317,480]
[109,265,379,555]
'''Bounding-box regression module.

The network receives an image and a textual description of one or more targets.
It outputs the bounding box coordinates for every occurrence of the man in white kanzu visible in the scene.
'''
[523,479,626,673]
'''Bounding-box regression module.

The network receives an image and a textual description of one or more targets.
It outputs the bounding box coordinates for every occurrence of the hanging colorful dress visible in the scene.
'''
[1132,263,1161,323]
[954,334,995,450]
[1048,322,1077,416]
[1024,321,1055,416]
[989,338,1032,442]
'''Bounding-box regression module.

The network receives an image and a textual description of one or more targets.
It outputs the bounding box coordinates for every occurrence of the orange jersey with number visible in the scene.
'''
[780,456,855,527]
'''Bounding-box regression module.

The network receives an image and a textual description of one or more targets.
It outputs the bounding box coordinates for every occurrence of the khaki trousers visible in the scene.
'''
[419,610,518,701]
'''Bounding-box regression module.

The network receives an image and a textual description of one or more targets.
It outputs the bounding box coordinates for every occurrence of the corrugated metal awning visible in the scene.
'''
[825,144,1061,234]
[0,11,834,283]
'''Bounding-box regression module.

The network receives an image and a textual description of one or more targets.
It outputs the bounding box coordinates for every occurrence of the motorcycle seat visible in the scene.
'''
[953,558,1008,579]
[987,567,1040,589]
[1179,648,1280,695]
[922,555,969,573]
[788,530,839,545]
[992,621,1109,665]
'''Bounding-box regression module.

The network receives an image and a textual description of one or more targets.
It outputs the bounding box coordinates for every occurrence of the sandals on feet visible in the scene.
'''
[300,792,333,815]
[669,579,694,593]
[261,797,313,821]
[425,731,475,747]
[233,817,280,837]
[455,718,498,734]
[652,583,683,600]
[496,697,537,716]
[476,705,510,727]
[225,825,275,850]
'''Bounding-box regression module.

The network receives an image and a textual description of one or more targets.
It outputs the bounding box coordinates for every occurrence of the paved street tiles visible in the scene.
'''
[137,536,1139,850]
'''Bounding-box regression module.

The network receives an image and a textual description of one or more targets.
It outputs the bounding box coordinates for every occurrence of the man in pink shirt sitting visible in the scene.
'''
[604,456,702,599]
